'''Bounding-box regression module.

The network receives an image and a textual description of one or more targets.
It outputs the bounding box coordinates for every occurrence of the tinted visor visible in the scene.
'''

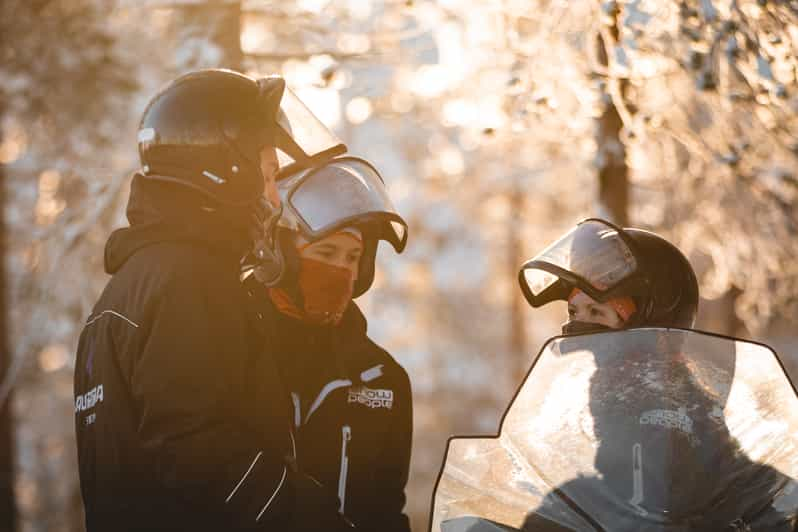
[257,77,346,175]
[285,157,408,252]
[520,219,639,307]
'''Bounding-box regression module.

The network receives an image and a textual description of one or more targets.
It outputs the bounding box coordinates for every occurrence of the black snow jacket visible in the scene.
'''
[246,278,413,532]
[74,176,409,531]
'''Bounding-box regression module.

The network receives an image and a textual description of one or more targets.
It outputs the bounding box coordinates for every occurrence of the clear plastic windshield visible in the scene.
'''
[431,329,798,532]
[273,86,347,173]
[286,157,408,251]
[521,220,637,298]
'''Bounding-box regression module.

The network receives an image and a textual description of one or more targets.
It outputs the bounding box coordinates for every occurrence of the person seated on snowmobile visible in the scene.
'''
[518,218,699,334]
[515,218,797,531]
[430,218,798,532]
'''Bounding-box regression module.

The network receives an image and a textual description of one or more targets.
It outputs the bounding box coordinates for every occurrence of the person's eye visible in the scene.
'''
[568,307,576,317]
[590,308,603,317]
[314,250,333,259]
[347,253,361,264]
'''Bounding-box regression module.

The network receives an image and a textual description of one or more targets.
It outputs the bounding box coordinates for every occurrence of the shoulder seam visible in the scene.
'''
[85,309,140,329]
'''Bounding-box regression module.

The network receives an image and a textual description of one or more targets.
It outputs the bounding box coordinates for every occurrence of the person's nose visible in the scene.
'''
[332,255,351,270]
[333,256,358,277]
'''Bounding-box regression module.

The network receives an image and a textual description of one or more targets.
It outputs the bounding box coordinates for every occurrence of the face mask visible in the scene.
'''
[297,257,355,325]
[561,320,616,336]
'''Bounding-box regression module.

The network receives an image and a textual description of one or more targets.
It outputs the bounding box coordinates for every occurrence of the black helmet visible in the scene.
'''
[260,156,408,296]
[138,68,346,206]
[519,218,699,328]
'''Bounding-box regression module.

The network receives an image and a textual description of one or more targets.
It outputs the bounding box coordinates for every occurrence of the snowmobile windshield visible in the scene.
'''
[519,219,640,307]
[279,157,407,252]
[431,329,798,532]
[257,77,346,176]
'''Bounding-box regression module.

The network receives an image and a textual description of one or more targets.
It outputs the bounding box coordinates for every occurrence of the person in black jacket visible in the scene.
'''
[244,157,412,531]
[74,69,359,531]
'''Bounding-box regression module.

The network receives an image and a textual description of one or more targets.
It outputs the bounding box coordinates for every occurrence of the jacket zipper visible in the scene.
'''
[338,425,352,514]
[291,392,301,428]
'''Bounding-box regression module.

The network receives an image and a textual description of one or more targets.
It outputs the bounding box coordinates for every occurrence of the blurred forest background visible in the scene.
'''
[2,0,798,530]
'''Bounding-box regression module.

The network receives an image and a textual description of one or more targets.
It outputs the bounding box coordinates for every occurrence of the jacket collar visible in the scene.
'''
[264,296,376,382]
[105,174,251,274]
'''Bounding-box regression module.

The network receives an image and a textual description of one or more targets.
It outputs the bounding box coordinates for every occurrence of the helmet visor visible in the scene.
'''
[257,77,346,174]
[286,157,408,252]
[520,219,638,306]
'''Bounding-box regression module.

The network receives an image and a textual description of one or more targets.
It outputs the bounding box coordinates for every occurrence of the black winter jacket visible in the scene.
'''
[248,279,413,532]
[73,176,412,531]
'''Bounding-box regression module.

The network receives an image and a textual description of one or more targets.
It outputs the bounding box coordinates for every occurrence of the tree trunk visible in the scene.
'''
[595,16,629,226]
[0,119,17,532]
[696,287,743,337]
[172,1,243,71]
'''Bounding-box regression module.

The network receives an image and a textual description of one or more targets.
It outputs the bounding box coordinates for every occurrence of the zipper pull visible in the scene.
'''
[338,425,352,515]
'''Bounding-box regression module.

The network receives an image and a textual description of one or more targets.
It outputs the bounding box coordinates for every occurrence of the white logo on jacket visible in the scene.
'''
[348,386,393,409]
[75,384,104,413]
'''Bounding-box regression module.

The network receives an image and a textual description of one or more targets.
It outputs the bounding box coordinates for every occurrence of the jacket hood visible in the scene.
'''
[104,174,251,274]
